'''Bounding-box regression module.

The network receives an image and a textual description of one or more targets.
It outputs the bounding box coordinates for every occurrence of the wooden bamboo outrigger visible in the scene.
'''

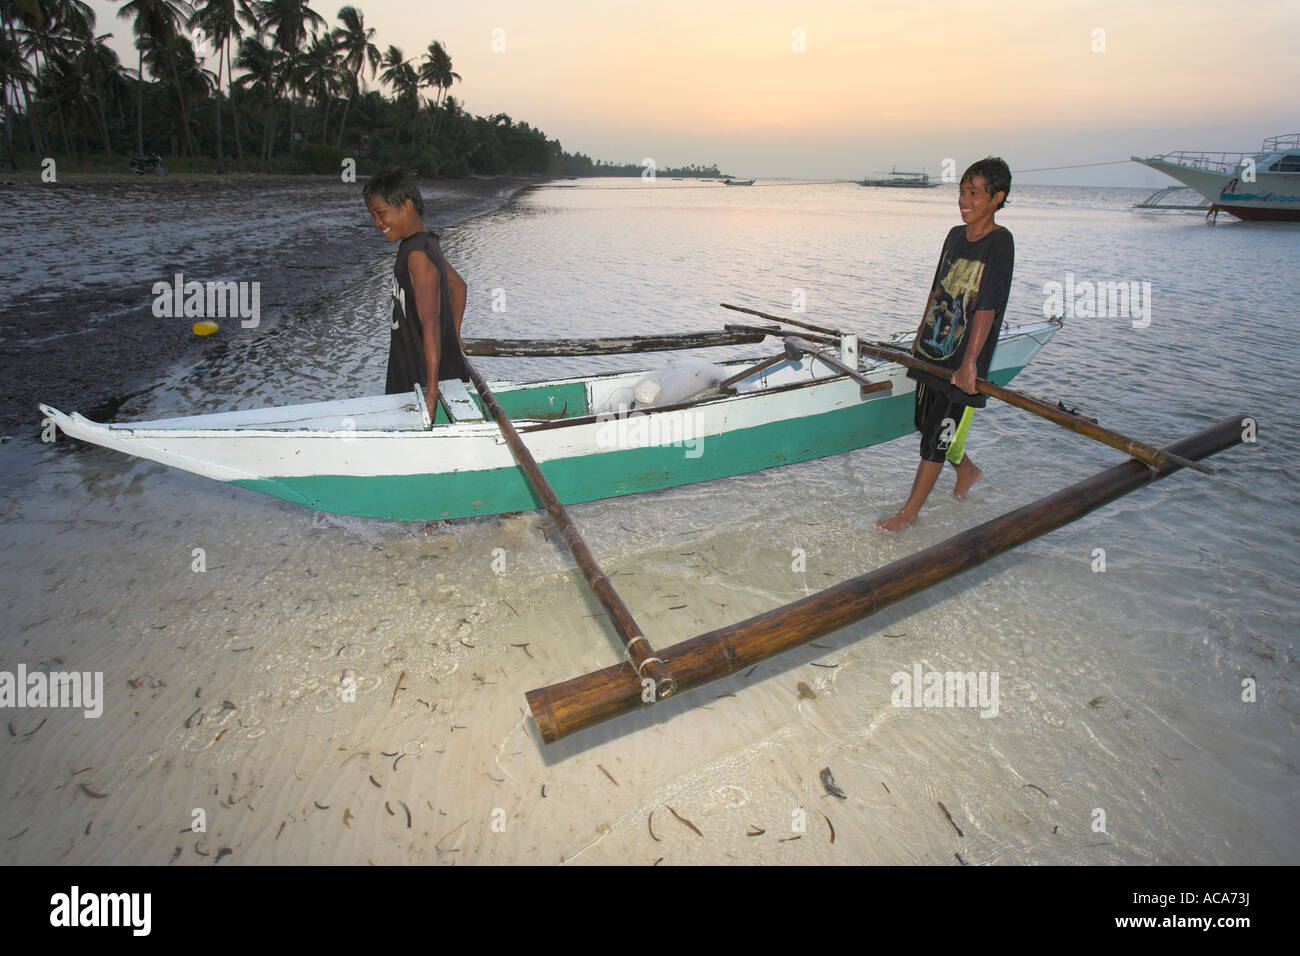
[844,338,1214,476]
[721,302,844,337]
[463,328,766,356]
[723,322,840,347]
[461,356,678,699]
[526,415,1249,743]
[720,303,1212,476]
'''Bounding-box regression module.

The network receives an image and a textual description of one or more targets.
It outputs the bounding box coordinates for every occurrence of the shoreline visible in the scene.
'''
[0,178,1293,865]
[0,174,542,433]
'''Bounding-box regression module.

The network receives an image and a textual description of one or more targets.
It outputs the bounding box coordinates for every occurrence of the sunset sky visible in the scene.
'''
[90,0,1299,185]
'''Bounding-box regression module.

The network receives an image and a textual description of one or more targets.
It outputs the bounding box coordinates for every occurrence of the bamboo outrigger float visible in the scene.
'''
[526,415,1249,742]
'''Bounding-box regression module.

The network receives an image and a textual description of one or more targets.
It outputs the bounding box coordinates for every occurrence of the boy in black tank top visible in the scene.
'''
[363,169,471,419]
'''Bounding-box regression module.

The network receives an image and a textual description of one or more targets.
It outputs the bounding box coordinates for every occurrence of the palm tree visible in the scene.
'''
[25,0,101,160]
[118,0,195,158]
[418,39,457,133]
[145,27,209,157]
[2,0,43,24]
[379,44,419,144]
[44,38,117,158]
[439,92,465,139]
[379,44,415,100]
[329,4,374,149]
[0,29,31,165]
[71,29,123,156]
[349,83,380,143]
[256,0,322,155]
[234,30,280,168]
[16,0,77,157]
[52,1,95,45]
[256,0,321,50]
[299,29,340,144]
[2,0,45,155]
[35,46,75,155]
[189,0,257,171]
[39,2,119,158]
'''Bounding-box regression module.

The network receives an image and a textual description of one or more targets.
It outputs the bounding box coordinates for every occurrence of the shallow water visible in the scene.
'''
[1,179,1296,864]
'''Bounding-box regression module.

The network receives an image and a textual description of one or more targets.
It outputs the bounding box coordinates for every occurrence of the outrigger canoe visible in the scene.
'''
[40,320,1061,522]
[40,311,1251,743]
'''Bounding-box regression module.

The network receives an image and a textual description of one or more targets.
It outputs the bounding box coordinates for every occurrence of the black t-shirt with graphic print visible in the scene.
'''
[907,224,1014,408]
[385,231,470,395]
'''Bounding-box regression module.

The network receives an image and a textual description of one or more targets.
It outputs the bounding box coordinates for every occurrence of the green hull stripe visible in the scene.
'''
[233,368,1022,521]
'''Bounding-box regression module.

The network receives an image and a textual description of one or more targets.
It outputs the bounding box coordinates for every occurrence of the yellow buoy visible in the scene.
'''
[193,321,219,336]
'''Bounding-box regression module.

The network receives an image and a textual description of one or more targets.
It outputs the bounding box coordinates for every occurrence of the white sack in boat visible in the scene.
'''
[633,358,728,408]
[594,386,637,415]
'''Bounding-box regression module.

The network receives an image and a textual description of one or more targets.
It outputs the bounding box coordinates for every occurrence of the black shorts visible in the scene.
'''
[915,381,966,463]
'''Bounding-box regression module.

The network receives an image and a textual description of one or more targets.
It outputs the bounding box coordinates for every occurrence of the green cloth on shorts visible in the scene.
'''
[945,406,975,464]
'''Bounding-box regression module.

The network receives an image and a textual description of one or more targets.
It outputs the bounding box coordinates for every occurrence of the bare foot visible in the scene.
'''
[953,460,982,500]
[874,513,915,533]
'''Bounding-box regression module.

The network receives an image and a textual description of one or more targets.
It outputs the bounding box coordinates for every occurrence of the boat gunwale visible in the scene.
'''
[41,321,1058,441]
[386,317,1057,395]
[46,367,870,442]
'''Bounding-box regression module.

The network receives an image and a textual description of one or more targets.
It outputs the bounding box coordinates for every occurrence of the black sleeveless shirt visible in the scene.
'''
[384,231,470,394]
[906,225,1014,408]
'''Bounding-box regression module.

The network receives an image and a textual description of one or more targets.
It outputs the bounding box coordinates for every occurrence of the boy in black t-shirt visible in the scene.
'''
[875,158,1014,533]
[363,169,470,419]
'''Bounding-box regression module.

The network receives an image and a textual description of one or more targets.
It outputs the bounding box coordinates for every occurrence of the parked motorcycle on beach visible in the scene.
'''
[129,154,167,175]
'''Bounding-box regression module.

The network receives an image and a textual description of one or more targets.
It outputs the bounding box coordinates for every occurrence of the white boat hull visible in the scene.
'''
[41,323,1061,520]
[1134,150,1300,221]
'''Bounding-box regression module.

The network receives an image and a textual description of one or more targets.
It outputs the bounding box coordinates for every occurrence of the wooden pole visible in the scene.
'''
[716,353,788,391]
[719,304,1196,472]
[849,338,1213,475]
[720,302,845,337]
[463,329,766,357]
[782,336,893,396]
[525,415,1248,743]
[723,322,840,346]
[460,357,678,699]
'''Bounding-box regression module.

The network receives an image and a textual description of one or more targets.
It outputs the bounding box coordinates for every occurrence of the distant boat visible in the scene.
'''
[724,178,755,186]
[1132,133,1300,222]
[858,168,941,188]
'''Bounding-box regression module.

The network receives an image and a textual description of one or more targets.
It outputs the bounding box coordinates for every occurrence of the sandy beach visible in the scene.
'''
[3,440,1285,865]
[1,177,1295,867]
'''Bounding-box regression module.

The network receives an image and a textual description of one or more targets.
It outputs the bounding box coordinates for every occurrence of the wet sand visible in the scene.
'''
[0,174,537,432]
[1,443,1286,866]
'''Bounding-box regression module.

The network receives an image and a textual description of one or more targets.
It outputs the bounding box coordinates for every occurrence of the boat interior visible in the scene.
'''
[94,348,873,435]
[62,323,1055,437]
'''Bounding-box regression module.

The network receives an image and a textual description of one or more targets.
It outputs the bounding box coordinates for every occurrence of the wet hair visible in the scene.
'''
[961,157,1011,209]
[363,169,424,216]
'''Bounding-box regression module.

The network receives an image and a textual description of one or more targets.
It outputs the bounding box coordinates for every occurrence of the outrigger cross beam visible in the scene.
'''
[525,415,1251,744]
[461,356,678,700]
[723,302,1213,475]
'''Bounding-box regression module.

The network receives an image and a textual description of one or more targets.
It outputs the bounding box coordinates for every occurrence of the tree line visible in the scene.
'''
[551,153,726,178]
[0,1,717,178]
